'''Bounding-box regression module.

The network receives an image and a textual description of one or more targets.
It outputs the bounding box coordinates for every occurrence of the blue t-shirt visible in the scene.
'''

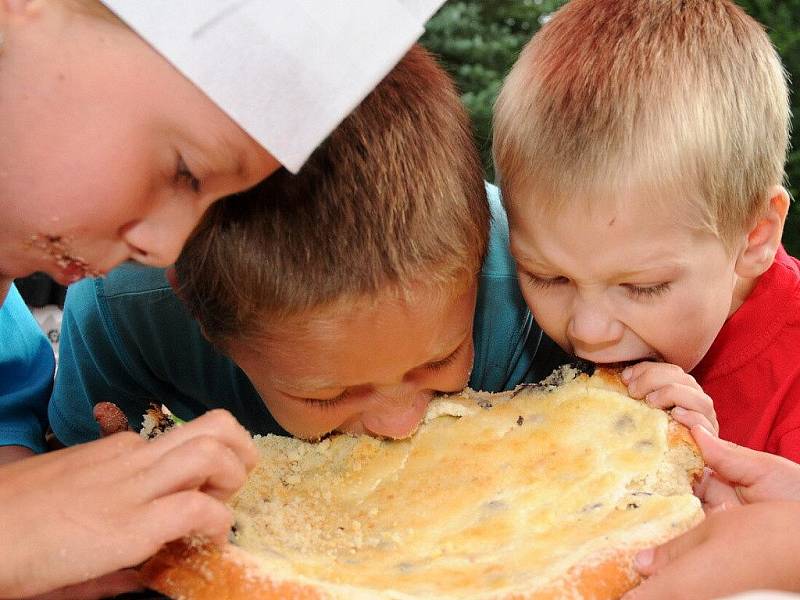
[50,186,568,445]
[0,284,55,452]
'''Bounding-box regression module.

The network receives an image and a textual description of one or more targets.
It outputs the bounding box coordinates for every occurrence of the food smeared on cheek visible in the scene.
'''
[27,234,103,281]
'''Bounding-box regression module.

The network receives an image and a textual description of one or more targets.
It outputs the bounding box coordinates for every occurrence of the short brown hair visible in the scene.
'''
[493,0,790,247]
[176,45,488,350]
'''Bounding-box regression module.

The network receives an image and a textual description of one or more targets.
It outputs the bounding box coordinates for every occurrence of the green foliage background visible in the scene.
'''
[421,0,800,257]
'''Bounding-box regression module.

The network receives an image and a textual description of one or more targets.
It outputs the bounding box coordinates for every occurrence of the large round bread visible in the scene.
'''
[142,367,704,599]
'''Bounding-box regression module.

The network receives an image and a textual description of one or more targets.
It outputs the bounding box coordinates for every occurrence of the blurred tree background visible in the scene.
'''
[421,0,800,257]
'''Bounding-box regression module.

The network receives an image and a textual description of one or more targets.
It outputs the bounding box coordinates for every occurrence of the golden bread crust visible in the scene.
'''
[143,366,704,600]
[142,540,325,600]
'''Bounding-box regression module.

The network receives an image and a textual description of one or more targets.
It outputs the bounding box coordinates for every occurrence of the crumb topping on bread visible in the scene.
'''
[200,367,704,599]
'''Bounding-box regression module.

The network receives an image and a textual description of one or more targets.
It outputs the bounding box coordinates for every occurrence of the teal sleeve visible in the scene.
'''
[48,278,144,445]
[50,266,281,443]
[0,284,55,453]
[470,184,570,391]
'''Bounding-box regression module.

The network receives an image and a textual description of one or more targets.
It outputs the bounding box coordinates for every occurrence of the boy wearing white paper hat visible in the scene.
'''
[0,0,439,596]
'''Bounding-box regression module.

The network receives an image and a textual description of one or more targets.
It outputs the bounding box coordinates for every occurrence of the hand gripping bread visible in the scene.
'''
[142,367,704,600]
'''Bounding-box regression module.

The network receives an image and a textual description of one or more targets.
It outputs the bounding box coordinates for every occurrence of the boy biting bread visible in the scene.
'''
[48,45,571,445]
[493,0,800,460]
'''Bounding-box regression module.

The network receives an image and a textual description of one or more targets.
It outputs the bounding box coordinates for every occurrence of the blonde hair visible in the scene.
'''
[493,0,790,247]
[176,45,488,350]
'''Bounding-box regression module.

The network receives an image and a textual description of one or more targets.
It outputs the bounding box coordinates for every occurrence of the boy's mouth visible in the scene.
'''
[585,356,664,371]
[27,233,105,284]
[595,359,644,370]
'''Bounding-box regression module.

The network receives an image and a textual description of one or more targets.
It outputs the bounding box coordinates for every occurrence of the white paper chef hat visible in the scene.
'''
[99,1,445,173]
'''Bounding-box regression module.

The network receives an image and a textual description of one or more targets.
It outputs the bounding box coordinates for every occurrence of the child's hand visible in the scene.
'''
[691,425,800,510]
[16,570,142,600]
[0,444,35,466]
[621,501,800,600]
[621,362,718,435]
[0,409,258,599]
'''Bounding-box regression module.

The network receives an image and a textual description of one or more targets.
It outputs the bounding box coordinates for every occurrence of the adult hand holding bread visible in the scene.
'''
[623,501,800,600]
[625,427,800,599]
[0,409,257,599]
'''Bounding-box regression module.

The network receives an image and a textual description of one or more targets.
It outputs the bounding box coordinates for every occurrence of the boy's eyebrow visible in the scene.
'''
[277,376,341,392]
[196,132,249,181]
[216,137,248,179]
[424,331,470,364]
[278,330,471,394]
[513,245,687,276]
[613,264,685,279]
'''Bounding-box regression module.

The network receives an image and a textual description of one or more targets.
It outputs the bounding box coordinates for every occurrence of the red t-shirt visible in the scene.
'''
[692,246,800,462]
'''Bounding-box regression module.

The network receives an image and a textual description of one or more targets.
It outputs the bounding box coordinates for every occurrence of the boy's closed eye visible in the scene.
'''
[175,154,202,194]
[423,342,465,372]
[621,282,672,299]
[288,343,468,410]
[297,390,350,410]
[522,273,569,289]
[523,272,672,300]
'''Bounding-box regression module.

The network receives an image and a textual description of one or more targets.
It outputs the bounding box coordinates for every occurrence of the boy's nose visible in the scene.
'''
[361,391,432,439]
[120,197,208,267]
[567,302,624,349]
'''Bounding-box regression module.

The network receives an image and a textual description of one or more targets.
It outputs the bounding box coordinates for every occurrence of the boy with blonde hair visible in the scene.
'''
[50,45,570,446]
[493,0,799,460]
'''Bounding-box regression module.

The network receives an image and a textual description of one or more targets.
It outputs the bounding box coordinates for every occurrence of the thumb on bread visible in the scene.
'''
[692,425,800,504]
[621,523,712,599]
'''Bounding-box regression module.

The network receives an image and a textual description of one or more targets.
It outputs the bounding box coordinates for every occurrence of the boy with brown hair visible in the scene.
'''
[49,45,571,446]
[493,0,799,460]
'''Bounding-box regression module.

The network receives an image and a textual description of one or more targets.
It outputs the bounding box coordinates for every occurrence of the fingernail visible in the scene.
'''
[671,406,686,416]
[693,423,712,437]
[708,501,733,515]
[621,367,633,382]
[634,548,654,569]
[690,424,717,445]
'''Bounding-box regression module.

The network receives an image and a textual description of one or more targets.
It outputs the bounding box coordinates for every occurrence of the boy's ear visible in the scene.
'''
[735,185,790,278]
[166,266,216,343]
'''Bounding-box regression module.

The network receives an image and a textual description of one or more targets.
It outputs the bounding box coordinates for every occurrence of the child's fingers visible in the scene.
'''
[145,409,258,472]
[141,491,236,547]
[644,384,712,413]
[621,551,711,600]
[626,518,710,579]
[693,425,800,503]
[131,435,249,503]
[0,432,143,488]
[622,362,701,398]
[690,425,776,502]
[24,570,143,600]
[89,492,234,579]
[670,405,718,437]
[635,378,718,434]
[692,468,743,509]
